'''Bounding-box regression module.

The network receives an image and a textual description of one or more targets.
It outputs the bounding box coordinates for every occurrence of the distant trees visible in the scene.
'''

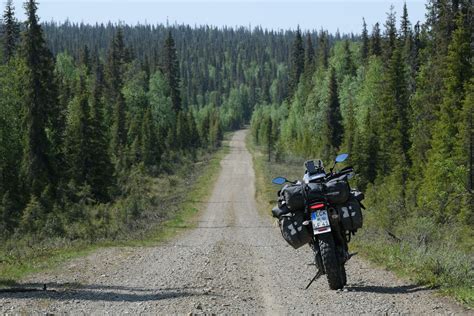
[2,0,19,62]
[288,27,305,98]
[162,31,182,113]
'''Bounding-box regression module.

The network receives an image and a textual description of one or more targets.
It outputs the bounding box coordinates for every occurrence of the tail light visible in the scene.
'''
[310,203,325,210]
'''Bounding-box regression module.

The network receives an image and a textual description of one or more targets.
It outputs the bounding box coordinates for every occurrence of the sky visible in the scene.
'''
[8,0,427,34]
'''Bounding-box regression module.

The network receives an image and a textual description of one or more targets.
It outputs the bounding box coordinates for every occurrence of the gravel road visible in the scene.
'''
[0,130,470,315]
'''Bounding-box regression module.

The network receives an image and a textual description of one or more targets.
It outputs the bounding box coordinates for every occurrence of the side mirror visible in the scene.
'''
[272,177,287,185]
[335,153,349,163]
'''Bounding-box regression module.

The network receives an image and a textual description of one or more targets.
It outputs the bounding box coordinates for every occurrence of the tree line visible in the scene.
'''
[252,1,472,247]
[1,0,346,241]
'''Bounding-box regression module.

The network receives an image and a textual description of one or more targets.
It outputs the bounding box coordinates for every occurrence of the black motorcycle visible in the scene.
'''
[271,154,365,290]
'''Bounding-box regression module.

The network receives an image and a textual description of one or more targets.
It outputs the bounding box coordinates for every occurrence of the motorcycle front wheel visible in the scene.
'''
[318,233,345,290]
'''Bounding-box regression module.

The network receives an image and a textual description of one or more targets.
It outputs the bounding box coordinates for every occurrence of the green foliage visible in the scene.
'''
[288,27,305,98]
[162,31,181,113]
[250,1,473,305]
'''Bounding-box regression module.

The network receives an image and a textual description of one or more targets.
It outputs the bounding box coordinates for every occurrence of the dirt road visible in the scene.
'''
[0,130,468,314]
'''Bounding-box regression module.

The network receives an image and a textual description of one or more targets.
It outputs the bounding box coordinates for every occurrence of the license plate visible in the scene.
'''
[311,210,331,235]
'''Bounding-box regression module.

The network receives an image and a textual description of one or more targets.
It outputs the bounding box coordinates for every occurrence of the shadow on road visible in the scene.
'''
[0,282,217,302]
[346,284,431,294]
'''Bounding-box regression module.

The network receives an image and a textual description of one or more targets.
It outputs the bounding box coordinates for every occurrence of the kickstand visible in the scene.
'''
[305,270,324,290]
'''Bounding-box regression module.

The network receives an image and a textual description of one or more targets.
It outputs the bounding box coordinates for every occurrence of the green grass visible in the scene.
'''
[0,137,230,286]
[246,135,473,309]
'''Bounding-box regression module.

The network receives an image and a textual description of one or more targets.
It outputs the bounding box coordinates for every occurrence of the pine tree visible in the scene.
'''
[288,27,305,98]
[370,22,382,56]
[20,0,59,197]
[163,30,182,113]
[2,0,19,63]
[360,18,369,63]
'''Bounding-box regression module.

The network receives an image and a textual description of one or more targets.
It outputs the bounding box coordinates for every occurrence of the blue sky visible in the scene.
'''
[8,0,427,34]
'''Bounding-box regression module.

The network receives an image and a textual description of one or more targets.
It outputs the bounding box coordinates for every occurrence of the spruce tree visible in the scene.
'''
[420,8,472,221]
[288,27,305,98]
[141,108,158,167]
[304,32,315,73]
[163,30,182,113]
[360,18,369,63]
[2,0,19,63]
[80,44,91,74]
[20,0,59,197]
[64,77,90,185]
[370,23,382,56]
[378,46,409,176]
[111,92,127,155]
[317,30,330,69]
[341,40,356,77]
[106,29,128,156]
[87,58,113,201]
[383,5,398,62]
[321,67,343,162]
[400,2,412,42]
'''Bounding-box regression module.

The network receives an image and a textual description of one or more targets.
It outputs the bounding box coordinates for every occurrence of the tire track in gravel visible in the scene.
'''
[0,130,470,314]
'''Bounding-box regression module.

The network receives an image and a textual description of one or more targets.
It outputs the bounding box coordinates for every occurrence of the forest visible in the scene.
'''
[0,0,297,243]
[251,0,472,300]
[0,0,472,300]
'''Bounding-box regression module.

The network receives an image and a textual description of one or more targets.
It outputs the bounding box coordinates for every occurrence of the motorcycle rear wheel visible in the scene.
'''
[318,233,345,290]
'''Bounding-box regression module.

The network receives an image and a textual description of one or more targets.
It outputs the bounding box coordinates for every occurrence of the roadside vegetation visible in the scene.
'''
[0,135,230,285]
[248,135,473,307]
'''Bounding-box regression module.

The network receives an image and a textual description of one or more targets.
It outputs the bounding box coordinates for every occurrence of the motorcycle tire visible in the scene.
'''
[318,233,345,290]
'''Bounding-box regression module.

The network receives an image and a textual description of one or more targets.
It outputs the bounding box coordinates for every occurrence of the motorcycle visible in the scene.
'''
[271,153,365,290]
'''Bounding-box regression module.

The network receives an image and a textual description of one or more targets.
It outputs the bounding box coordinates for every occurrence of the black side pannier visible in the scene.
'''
[337,198,363,232]
[325,177,350,204]
[279,211,312,249]
[282,184,305,210]
[351,190,365,202]
[272,203,291,218]
[305,182,325,202]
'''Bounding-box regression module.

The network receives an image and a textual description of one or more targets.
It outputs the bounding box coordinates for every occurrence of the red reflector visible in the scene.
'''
[318,227,329,231]
[310,203,325,210]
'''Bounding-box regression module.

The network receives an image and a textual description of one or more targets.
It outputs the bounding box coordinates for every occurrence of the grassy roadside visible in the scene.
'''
[0,135,231,286]
[246,134,473,308]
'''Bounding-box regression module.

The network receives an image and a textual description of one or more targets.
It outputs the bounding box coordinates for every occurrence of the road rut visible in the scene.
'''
[0,130,469,314]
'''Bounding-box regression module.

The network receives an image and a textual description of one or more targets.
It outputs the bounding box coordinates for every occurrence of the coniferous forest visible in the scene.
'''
[0,0,472,298]
[0,0,294,242]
